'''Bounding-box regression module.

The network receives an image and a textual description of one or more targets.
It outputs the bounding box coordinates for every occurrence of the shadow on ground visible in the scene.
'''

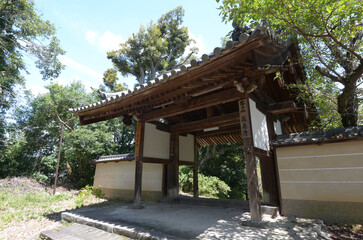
[48,201,327,239]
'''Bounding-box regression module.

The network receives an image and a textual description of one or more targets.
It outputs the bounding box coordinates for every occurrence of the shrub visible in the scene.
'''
[179,166,230,199]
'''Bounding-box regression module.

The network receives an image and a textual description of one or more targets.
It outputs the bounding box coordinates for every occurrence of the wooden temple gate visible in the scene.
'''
[71,22,311,221]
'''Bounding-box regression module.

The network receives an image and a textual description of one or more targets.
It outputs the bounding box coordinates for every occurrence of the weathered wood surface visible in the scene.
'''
[141,88,241,122]
[239,98,262,221]
[170,112,240,134]
[193,136,199,198]
[134,122,145,208]
[167,132,179,199]
[267,101,297,115]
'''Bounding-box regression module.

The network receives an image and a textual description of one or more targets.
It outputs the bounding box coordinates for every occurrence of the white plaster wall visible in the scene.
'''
[249,99,269,151]
[179,134,194,162]
[277,140,363,202]
[274,120,283,135]
[143,123,170,159]
[94,161,135,190]
[93,161,163,192]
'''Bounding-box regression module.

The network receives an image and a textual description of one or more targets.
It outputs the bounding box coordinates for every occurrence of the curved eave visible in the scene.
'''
[74,37,292,126]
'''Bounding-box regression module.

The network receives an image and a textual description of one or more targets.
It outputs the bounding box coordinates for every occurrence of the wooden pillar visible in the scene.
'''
[133,121,145,208]
[193,136,199,198]
[167,132,179,198]
[259,154,279,205]
[265,113,282,206]
[239,97,262,221]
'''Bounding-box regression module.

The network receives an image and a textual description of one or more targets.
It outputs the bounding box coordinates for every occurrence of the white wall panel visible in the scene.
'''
[143,123,170,159]
[179,134,194,162]
[249,99,269,150]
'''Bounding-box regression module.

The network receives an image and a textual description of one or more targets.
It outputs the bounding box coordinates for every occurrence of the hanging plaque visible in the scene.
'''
[239,99,251,139]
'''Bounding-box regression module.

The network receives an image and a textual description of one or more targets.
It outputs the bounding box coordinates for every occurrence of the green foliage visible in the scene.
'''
[217,0,362,127]
[0,82,135,187]
[198,143,248,200]
[0,0,65,80]
[198,174,231,199]
[107,6,197,85]
[79,185,105,198]
[0,0,64,162]
[179,166,230,199]
[103,68,125,92]
[75,185,105,207]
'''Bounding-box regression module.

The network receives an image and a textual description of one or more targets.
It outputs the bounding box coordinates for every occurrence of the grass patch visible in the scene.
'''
[0,184,106,231]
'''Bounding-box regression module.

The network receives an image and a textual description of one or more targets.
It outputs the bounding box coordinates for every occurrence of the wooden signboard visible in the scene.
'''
[238,97,262,221]
[239,99,251,139]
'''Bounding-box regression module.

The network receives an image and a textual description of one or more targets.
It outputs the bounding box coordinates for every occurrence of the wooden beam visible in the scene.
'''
[238,97,262,221]
[134,121,145,208]
[143,157,170,164]
[179,161,194,166]
[90,158,134,164]
[193,136,199,198]
[148,121,170,132]
[195,124,241,137]
[267,101,297,115]
[170,112,240,134]
[167,132,179,199]
[141,88,242,121]
[253,147,271,158]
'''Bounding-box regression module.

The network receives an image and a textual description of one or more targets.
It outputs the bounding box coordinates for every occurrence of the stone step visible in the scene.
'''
[40,223,128,240]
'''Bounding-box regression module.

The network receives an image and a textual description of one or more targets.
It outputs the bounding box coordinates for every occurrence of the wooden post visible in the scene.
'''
[193,136,199,198]
[265,113,281,206]
[239,97,262,221]
[167,132,179,199]
[134,121,145,208]
[53,123,64,195]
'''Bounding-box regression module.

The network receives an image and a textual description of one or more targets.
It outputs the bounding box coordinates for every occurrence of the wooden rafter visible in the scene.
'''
[141,88,242,122]
[170,112,240,134]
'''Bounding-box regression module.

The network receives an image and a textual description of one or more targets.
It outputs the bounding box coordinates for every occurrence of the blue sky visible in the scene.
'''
[25,0,232,95]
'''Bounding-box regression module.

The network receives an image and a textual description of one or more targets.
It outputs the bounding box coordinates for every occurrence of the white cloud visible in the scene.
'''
[187,31,207,58]
[98,30,123,51]
[85,30,123,52]
[58,55,103,81]
[56,78,67,86]
[85,30,97,44]
[28,85,48,96]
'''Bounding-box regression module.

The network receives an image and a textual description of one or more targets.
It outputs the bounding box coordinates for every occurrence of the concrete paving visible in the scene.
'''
[60,202,330,239]
[40,223,128,240]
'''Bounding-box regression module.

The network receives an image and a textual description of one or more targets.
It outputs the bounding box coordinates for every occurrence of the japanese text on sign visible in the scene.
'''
[239,99,251,138]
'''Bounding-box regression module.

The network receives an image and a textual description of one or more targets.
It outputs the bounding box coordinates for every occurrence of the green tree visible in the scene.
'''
[0,82,134,187]
[103,68,126,92]
[0,0,64,151]
[107,6,197,85]
[198,143,248,200]
[218,0,362,127]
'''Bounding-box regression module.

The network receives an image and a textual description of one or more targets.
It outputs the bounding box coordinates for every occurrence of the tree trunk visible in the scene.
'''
[337,81,358,127]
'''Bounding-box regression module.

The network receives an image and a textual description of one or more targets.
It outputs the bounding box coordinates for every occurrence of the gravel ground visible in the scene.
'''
[0,177,361,240]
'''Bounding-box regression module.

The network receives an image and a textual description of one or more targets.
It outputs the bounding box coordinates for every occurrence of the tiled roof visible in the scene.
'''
[92,153,134,164]
[273,126,363,146]
[69,20,290,114]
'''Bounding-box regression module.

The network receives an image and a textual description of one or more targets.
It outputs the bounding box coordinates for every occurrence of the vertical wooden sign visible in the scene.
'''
[238,97,262,221]
[239,99,251,139]
[135,121,142,157]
